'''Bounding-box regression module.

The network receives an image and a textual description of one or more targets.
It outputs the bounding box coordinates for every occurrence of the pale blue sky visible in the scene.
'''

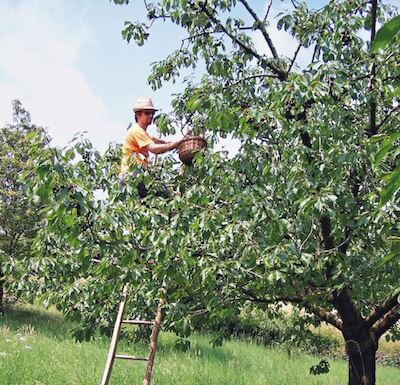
[0,0,190,150]
[3,0,388,154]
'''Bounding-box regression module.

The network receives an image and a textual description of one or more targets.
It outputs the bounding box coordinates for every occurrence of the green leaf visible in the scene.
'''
[371,15,400,53]
[374,133,400,167]
[378,242,400,267]
[187,96,203,111]
[380,167,400,205]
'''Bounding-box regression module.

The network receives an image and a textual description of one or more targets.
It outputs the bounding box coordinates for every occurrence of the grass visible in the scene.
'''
[0,303,399,385]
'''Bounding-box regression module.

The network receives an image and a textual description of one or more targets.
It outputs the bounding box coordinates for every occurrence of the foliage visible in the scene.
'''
[197,305,340,356]
[371,15,400,210]
[310,358,330,375]
[0,100,48,314]
[27,1,400,384]
[371,15,400,53]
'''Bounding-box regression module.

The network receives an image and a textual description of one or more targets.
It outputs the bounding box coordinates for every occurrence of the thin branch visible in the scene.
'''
[179,30,224,51]
[182,30,223,43]
[300,223,315,250]
[238,26,256,31]
[376,105,400,131]
[288,43,302,73]
[366,290,400,327]
[263,0,273,22]
[240,287,303,304]
[238,0,280,60]
[199,3,286,80]
[199,4,260,60]
[319,235,353,254]
[231,73,279,86]
[338,226,351,255]
[311,42,320,64]
[191,308,209,317]
[383,51,397,63]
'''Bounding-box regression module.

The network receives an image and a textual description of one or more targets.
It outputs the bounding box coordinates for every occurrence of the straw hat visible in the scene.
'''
[132,97,158,112]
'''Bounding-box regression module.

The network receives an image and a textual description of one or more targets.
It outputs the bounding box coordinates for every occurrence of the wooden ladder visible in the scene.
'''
[100,284,165,385]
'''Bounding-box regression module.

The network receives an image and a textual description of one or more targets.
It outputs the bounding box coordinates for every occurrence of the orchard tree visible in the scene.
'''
[27,1,399,385]
[0,100,48,314]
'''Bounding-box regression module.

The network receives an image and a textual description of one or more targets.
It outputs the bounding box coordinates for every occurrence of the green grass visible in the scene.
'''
[0,303,399,385]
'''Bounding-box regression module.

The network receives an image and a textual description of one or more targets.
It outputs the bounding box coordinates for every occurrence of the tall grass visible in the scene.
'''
[0,303,398,385]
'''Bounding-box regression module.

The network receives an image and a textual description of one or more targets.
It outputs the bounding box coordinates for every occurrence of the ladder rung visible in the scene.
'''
[115,354,148,361]
[122,319,154,326]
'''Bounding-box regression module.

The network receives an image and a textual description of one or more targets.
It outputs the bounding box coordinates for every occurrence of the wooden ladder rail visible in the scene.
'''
[100,284,165,385]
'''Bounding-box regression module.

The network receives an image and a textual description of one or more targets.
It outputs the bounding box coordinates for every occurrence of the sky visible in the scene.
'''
[1,0,388,154]
[0,0,188,151]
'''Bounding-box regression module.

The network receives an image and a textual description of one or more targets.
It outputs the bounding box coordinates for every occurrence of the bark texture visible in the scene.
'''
[333,289,379,385]
[343,324,377,385]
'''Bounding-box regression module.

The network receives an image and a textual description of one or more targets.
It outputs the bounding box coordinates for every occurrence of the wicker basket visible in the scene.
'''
[178,136,207,165]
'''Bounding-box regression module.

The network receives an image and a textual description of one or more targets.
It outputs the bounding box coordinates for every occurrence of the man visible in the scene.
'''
[119,97,182,197]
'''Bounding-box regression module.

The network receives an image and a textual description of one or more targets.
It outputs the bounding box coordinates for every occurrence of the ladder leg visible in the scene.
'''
[100,284,129,385]
[142,297,165,385]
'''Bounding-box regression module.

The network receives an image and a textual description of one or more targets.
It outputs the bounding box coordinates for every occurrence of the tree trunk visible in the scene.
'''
[332,289,378,385]
[343,325,377,385]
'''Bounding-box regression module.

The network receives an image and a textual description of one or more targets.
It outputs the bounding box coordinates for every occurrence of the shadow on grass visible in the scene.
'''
[157,335,234,364]
[1,303,233,365]
[0,303,73,341]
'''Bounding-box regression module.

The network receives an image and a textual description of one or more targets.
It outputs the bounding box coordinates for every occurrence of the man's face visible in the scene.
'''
[137,110,155,128]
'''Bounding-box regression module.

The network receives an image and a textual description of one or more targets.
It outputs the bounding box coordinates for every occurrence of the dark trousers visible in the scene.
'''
[118,169,168,199]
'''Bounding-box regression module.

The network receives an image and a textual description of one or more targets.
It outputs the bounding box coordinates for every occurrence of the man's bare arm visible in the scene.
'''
[151,136,167,144]
[145,139,183,155]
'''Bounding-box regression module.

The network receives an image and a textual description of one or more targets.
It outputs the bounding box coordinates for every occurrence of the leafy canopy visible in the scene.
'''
[26,2,400,367]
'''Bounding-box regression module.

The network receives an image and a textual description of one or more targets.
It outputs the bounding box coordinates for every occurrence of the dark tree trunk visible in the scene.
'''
[342,323,377,385]
[333,290,378,385]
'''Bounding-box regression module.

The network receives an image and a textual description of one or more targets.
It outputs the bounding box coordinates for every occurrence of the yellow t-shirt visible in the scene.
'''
[120,123,154,173]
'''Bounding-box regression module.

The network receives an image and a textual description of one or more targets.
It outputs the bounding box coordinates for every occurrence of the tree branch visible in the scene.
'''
[320,216,335,250]
[240,287,303,304]
[231,73,279,86]
[338,226,351,255]
[290,0,300,8]
[332,288,363,325]
[199,2,287,80]
[263,0,273,22]
[288,43,302,73]
[372,305,400,339]
[238,0,280,60]
[311,41,320,64]
[320,215,336,279]
[376,105,400,131]
[304,303,343,330]
[366,290,400,327]
[200,3,261,60]
[240,287,342,330]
